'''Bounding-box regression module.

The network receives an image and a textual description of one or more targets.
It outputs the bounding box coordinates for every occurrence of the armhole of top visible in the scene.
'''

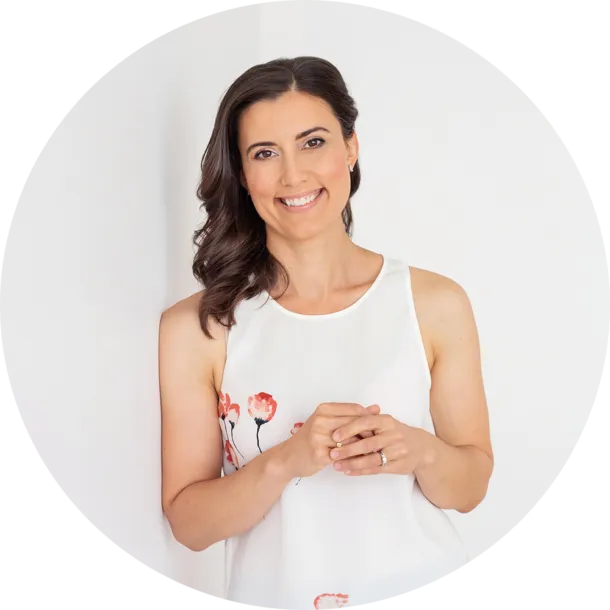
[405,265,432,390]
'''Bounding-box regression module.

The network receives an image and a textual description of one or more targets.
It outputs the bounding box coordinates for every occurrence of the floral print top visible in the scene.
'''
[217,257,469,609]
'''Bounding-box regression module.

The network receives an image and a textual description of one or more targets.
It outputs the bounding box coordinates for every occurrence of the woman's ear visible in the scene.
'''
[239,169,248,191]
[346,131,359,168]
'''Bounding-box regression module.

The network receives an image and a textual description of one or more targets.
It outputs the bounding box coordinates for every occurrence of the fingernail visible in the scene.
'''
[334,462,342,470]
[330,450,340,459]
[333,432,341,441]
[344,470,351,475]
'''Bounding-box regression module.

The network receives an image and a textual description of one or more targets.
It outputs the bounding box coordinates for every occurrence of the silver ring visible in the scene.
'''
[378,449,388,467]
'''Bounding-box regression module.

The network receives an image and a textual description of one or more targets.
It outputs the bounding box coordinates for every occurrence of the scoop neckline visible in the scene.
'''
[262,255,387,320]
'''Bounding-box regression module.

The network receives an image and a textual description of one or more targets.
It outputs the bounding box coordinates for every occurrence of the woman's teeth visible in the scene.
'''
[280,189,322,207]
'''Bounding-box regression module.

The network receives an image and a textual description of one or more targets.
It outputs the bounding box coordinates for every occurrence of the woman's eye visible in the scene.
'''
[254,149,275,160]
[304,137,325,149]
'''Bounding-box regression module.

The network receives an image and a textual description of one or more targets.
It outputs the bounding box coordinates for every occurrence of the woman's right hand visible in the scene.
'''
[281,402,380,479]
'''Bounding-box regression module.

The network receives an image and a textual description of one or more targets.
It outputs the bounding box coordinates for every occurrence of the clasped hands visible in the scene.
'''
[284,402,434,479]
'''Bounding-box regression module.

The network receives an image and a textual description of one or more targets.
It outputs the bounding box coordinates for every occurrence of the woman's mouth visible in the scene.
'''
[276,188,325,212]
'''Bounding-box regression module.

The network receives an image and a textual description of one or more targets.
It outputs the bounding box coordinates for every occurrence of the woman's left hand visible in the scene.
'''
[329,413,435,475]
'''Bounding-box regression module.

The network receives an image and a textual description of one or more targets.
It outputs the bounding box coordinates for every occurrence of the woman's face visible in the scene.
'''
[237,90,358,242]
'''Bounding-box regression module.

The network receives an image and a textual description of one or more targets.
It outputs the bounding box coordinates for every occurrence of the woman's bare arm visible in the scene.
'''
[159,294,293,552]
[412,271,494,513]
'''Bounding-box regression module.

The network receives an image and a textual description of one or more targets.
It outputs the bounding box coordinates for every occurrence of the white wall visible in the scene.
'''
[2,26,176,582]
[1,0,608,599]
[0,4,264,597]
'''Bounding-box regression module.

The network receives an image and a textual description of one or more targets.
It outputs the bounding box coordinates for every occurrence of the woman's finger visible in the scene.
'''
[332,414,392,443]
[340,435,361,446]
[333,451,386,472]
[330,433,388,461]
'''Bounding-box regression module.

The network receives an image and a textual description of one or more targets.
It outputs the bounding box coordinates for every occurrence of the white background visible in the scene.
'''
[0,0,610,599]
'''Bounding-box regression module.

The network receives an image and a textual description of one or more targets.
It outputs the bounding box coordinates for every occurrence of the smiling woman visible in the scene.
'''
[158,56,492,609]
[238,90,357,242]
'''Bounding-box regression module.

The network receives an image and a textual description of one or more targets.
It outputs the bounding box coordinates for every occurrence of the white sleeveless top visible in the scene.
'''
[217,256,469,609]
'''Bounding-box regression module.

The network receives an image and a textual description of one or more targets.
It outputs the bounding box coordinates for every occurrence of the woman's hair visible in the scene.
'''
[192,56,361,338]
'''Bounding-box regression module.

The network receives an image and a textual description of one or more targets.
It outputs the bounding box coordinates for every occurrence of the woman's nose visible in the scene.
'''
[279,155,307,188]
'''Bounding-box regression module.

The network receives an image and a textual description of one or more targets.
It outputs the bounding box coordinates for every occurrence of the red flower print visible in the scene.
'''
[218,392,244,459]
[248,392,277,423]
[314,593,349,609]
[248,392,277,453]
[227,402,240,427]
[218,391,230,419]
[225,440,240,470]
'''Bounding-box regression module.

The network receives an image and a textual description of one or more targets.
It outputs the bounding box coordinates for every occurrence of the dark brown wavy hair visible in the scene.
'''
[192,56,361,338]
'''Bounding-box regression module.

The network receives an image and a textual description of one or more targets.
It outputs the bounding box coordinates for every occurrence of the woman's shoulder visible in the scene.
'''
[160,290,228,389]
[408,265,476,358]
[162,289,203,313]
[408,266,467,300]
[409,266,474,356]
[161,290,203,331]
[161,289,229,341]
[409,265,472,319]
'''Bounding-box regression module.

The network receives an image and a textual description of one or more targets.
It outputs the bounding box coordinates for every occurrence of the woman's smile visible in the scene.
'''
[275,188,326,212]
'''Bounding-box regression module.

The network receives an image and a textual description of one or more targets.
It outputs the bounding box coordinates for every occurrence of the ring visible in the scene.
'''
[378,449,388,467]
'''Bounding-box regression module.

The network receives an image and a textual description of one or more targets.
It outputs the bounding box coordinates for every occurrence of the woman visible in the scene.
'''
[159,56,493,609]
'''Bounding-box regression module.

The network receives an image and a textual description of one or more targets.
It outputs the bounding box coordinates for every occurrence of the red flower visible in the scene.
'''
[248,392,277,424]
[248,392,277,453]
[218,392,244,459]
[225,440,239,469]
[227,402,240,427]
[314,593,349,609]
[218,391,231,419]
